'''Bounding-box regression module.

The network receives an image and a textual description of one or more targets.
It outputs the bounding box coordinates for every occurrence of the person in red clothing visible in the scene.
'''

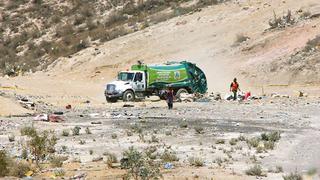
[230,78,240,100]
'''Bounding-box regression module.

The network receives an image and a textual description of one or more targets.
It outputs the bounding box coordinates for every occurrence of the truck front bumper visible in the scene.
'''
[105,91,123,99]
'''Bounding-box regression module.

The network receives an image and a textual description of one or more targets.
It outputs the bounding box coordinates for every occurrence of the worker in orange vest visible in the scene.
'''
[230,78,240,100]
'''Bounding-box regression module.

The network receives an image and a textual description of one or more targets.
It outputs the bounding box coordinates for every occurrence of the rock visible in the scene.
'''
[91,121,102,125]
[71,173,86,179]
[53,111,64,115]
[92,156,103,162]
[89,113,99,118]
[110,163,121,168]
[180,93,194,102]
[123,104,134,107]
[148,96,161,102]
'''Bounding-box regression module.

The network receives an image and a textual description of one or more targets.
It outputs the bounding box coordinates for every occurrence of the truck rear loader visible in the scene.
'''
[104,61,207,102]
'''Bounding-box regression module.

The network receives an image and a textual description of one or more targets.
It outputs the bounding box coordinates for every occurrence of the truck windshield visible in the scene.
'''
[118,72,135,81]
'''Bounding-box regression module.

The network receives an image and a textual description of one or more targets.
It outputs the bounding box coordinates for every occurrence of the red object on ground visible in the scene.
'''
[66,104,72,109]
[48,114,65,122]
[244,92,251,100]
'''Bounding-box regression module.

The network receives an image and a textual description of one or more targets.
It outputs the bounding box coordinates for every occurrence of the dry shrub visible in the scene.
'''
[304,35,320,52]
[245,165,263,176]
[235,34,250,44]
[269,10,295,29]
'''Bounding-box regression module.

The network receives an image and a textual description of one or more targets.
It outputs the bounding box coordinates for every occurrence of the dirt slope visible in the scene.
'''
[0,96,31,116]
[1,0,320,109]
[47,0,320,92]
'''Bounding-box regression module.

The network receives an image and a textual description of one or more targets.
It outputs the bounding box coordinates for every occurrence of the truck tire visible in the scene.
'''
[123,90,135,102]
[176,88,188,101]
[106,97,117,103]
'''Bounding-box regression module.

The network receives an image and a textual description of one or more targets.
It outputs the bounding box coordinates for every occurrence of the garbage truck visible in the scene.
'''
[104,61,207,102]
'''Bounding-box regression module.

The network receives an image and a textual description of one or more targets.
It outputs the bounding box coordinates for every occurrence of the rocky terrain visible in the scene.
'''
[1,0,320,179]
[0,93,320,179]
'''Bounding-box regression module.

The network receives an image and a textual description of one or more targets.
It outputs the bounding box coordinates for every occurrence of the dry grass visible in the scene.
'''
[188,156,204,167]
[245,165,263,176]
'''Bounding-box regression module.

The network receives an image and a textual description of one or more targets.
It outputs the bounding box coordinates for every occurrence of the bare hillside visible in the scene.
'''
[46,0,320,93]
[0,0,225,75]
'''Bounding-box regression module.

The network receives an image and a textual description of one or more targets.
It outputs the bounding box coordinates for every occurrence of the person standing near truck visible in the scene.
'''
[166,86,174,109]
[230,78,240,100]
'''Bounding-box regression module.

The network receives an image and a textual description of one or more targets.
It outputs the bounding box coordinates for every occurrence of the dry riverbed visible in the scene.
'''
[1,97,320,179]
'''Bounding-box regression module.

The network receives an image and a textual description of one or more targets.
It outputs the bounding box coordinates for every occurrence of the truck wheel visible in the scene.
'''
[123,90,135,102]
[106,97,117,103]
[176,88,188,101]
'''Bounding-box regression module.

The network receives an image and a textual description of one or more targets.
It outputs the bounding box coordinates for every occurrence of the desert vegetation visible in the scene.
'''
[0,0,227,76]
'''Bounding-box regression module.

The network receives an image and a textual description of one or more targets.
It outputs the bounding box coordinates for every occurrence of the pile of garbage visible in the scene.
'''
[179,91,263,103]
[179,92,222,103]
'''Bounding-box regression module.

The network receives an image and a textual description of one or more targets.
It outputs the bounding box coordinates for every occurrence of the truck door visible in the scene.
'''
[133,72,146,92]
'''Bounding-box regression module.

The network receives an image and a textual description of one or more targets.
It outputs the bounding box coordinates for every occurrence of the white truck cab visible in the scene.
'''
[105,71,146,102]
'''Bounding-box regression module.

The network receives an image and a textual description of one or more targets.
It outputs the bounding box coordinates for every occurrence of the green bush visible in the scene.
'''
[246,137,260,148]
[283,172,302,180]
[121,147,161,179]
[28,130,57,165]
[105,152,118,168]
[188,156,204,167]
[49,155,67,168]
[194,127,204,134]
[229,138,238,146]
[216,139,225,144]
[72,126,81,136]
[20,126,37,137]
[0,150,9,177]
[62,129,70,137]
[261,131,281,142]
[8,161,31,178]
[245,165,263,176]
[160,150,179,162]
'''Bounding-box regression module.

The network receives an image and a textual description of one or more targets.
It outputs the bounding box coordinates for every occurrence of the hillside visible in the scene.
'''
[0,0,224,75]
[0,0,320,101]
[47,0,320,92]
[1,1,320,179]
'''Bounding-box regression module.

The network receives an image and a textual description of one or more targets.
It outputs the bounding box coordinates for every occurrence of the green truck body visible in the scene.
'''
[131,61,207,94]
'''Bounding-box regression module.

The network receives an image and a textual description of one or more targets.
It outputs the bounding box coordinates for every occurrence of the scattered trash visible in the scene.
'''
[92,156,103,162]
[224,93,234,100]
[91,121,102,125]
[25,171,33,177]
[271,93,280,98]
[71,173,87,180]
[195,97,212,102]
[244,92,251,100]
[66,104,72,109]
[89,113,100,118]
[164,162,174,169]
[209,92,221,101]
[180,93,194,102]
[123,104,134,108]
[34,113,64,123]
[19,99,35,110]
[48,114,65,122]
[54,111,64,115]
[34,114,48,121]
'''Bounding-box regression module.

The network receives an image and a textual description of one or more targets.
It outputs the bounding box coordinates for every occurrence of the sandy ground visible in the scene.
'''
[1,0,320,179]
[1,96,320,179]
[0,96,32,117]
